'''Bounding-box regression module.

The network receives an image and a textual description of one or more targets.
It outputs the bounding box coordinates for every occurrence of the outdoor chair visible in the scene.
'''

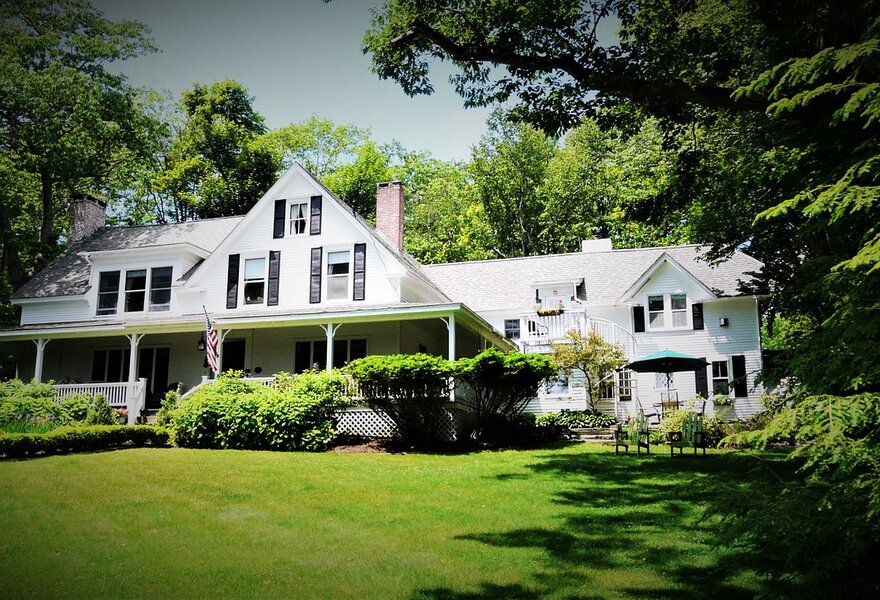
[614,410,650,455]
[666,412,707,457]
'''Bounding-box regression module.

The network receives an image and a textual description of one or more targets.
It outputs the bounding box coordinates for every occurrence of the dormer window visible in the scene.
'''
[244,258,266,305]
[124,270,147,312]
[646,293,690,331]
[648,295,665,328]
[671,294,688,327]
[97,271,120,315]
[289,202,308,236]
[149,267,173,312]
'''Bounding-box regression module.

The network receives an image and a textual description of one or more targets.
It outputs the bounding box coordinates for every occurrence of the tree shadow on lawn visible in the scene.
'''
[414,450,801,599]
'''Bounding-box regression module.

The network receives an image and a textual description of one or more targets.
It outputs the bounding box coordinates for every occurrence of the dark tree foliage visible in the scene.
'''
[454,348,557,439]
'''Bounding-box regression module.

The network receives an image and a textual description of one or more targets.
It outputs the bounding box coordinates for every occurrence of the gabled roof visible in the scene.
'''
[422,245,763,312]
[11,217,243,300]
[616,251,717,303]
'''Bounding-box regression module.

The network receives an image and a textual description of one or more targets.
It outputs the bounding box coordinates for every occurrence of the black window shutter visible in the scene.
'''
[353,243,366,301]
[692,302,704,330]
[633,306,645,333]
[273,200,285,239]
[310,195,322,235]
[309,247,322,303]
[267,250,281,306]
[732,355,748,397]
[226,254,240,309]
[695,358,709,398]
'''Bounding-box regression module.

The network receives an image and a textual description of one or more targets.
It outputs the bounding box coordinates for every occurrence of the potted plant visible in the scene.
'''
[536,301,566,316]
[712,394,734,420]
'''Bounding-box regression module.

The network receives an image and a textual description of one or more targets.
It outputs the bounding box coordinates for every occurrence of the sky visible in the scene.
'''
[92,0,495,162]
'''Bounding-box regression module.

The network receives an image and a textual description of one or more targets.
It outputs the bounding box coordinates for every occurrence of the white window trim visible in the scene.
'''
[711,357,732,399]
[123,269,148,313]
[241,254,268,306]
[288,201,309,236]
[324,245,353,303]
[645,292,691,331]
[148,266,173,312]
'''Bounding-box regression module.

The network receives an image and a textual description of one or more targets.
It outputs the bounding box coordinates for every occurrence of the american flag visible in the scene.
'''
[203,307,219,376]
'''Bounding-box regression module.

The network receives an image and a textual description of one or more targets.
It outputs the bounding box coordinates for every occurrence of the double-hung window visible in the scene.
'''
[648,295,665,328]
[124,270,147,312]
[671,293,688,327]
[327,251,350,300]
[149,267,173,312]
[504,319,521,340]
[244,258,266,305]
[712,360,730,395]
[289,202,308,235]
[97,271,120,315]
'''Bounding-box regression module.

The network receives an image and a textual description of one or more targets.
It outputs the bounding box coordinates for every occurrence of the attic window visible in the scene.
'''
[289,202,308,236]
[648,295,665,328]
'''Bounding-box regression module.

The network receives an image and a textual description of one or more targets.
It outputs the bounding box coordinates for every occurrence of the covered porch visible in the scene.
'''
[0,303,512,423]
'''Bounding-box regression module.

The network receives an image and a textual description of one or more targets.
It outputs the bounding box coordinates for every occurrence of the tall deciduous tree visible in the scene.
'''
[0,0,160,286]
[157,80,280,219]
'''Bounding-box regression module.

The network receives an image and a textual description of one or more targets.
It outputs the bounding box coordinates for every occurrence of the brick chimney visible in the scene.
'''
[68,193,107,243]
[376,181,404,251]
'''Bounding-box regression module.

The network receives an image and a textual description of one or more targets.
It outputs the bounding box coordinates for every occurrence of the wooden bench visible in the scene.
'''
[614,411,650,455]
[666,412,707,457]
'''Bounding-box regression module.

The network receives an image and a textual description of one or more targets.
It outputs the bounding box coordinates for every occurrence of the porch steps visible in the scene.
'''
[570,427,615,444]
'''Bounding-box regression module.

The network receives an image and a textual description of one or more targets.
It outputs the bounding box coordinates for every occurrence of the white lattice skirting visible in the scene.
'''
[335,405,474,442]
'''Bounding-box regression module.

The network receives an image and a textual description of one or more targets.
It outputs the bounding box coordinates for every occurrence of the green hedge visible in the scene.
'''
[0,426,170,458]
[536,409,617,429]
[171,371,349,451]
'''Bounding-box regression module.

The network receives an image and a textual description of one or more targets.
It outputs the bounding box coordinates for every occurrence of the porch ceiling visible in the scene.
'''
[0,302,515,350]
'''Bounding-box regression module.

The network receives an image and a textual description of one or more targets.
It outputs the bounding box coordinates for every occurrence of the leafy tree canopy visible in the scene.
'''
[0,0,160,306]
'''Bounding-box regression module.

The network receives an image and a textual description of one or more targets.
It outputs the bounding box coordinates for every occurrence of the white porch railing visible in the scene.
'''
[518,310,637,359]
[52,378,147,425]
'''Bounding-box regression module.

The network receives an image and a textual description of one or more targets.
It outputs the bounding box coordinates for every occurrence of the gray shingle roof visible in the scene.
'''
[12,217,243,299]
[421,245,763,312]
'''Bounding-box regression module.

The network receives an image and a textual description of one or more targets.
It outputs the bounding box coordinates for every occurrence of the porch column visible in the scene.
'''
[32,338,50,383]
[320,323,340,372]
[215,329,230,377]
[442,314,456,362]
[125,333,144,383]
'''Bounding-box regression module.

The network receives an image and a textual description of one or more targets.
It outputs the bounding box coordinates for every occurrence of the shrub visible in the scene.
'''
[0,425,170,458]
[155,390,180,427]
[658,408,730,448]
[454,348,557,440]
[84,394,115,425]
[0,392,65,425]
[345,354,453,445]
[716,393,880,597]
[479,412,563,446]
[537,409,617,429]
[171,371,349,451]
[59,394,91,424]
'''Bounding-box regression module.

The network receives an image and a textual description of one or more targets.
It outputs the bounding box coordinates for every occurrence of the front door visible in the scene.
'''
[139,347,171,409]
[222,339,246,373]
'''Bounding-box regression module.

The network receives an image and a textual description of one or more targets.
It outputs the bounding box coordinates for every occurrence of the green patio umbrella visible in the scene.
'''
[625,350,710,408]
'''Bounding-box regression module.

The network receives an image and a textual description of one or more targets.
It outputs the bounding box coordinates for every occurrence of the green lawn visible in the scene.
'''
[0,444,791,599]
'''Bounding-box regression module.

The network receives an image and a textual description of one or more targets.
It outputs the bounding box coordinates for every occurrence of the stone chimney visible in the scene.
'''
[68,193,107,243]
[581,238,613,253]
[376,181,404,251]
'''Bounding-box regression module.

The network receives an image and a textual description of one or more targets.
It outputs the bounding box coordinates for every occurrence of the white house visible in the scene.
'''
[0,164,764,432]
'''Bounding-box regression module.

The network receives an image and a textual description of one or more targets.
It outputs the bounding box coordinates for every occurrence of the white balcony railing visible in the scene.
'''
[518,309,637,359]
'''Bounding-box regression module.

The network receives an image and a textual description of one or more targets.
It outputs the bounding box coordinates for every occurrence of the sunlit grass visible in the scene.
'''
[0,444,784,599]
